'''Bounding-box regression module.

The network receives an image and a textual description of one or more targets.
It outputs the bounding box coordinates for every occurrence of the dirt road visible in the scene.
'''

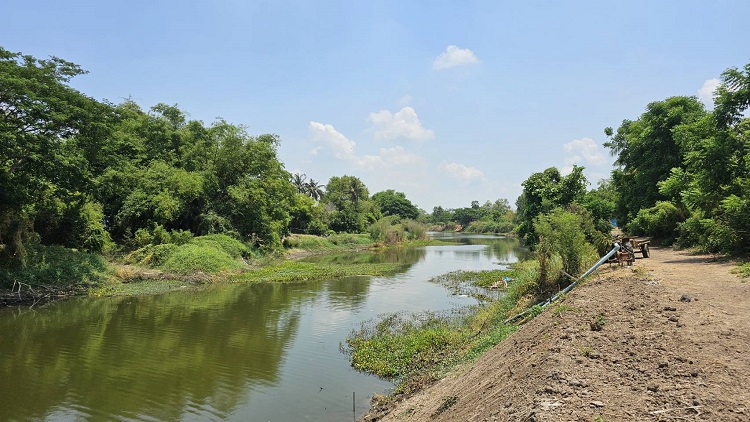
[368,246,750,421]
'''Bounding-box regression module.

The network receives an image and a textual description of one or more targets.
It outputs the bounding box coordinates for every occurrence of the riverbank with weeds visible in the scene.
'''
[368,246,750,421]
[343,260,543,413]
[0,233,456,307]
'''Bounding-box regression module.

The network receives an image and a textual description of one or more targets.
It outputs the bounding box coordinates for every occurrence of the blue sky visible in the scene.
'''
[3,1,748,211]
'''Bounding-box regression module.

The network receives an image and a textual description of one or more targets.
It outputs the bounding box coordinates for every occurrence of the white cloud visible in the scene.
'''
[563,138,607,170]
[433,45,479,70]
[440,161,485,182]
[309,121,356,159]
[368,107,434,141]
[698,78,720,106]
[399,95,413,106]
[356,146,424,170]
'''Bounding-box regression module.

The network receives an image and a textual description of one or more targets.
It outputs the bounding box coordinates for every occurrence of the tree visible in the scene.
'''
[604,96,707,224]
[304,179,325,201]
[371,190,419,220]
[515,166,588,246]
[323,176,376,233]
[0,47,112,262]
[659,64,750,252]
[714,63,750,128]
[580,179,618,233]
[291,173,307,194]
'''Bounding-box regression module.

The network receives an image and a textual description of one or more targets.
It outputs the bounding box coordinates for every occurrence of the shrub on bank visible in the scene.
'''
[189,234,249,259]
[123,234,250,273]
[0,244,112,289]
[159,244,243,273]
[328,233,373,246]
[628,201,681,240]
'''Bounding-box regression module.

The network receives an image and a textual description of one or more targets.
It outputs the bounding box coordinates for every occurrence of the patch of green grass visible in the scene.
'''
[732,262,750,278]
[552,303,575,317]
[430,268,519,292]
[231,259,408,283]
[590,314,606,331]
[91,278,190,296]
[578,344,595,358]
[401,239,462,247]
[463,323,517,360]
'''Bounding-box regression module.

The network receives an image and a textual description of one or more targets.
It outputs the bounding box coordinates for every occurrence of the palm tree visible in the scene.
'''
[291,173,307,194]
[305,179,325,201]
[346,177,367,205]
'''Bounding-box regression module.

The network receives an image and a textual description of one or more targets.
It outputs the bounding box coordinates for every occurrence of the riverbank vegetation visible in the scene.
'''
[344,260,540,395]
[1,46,747,306]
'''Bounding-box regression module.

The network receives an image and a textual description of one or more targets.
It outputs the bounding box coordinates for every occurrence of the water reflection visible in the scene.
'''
[0,233,526,421]
[0,284,311,421]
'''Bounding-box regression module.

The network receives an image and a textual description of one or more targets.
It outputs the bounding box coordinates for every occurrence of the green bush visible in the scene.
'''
[169,229,194,245]
[368,216,428,244]
[159,244,242,273]
[189,234,249,259]
[0,244,111,289]
[134,228,153,247]
[628,201,682,240]
[402,219,428,240]
[151,224,171,245]
[129,244,179,267]
[534,208,597,292]
[678,195,750,254]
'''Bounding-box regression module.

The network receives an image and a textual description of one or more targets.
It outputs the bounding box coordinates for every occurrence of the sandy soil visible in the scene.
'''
[365,246,750,421]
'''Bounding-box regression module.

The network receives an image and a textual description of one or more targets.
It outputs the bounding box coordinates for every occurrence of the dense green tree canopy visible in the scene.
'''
[515,166,587,245]
[372,190,419,220]
[1,47,113,262]
[604,96,707,224]
[322,175,378,233]
[605,61,750,253]
[0,46,304,260]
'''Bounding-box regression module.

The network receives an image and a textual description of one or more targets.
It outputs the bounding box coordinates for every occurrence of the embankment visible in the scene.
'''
[366,246,750,421]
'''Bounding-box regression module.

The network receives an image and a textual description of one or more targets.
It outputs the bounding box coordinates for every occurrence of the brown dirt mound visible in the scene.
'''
[368,246,750,421]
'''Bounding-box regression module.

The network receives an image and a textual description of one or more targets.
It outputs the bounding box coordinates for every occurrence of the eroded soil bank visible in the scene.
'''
[367,246,750,421]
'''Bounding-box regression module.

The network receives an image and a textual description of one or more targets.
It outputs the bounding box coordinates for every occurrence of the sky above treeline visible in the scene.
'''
[3,1,748,211]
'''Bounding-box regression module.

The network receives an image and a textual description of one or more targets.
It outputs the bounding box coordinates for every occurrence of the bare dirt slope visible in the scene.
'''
[370,246,750,421]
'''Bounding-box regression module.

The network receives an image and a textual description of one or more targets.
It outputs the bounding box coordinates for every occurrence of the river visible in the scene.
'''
[0,233,527,421]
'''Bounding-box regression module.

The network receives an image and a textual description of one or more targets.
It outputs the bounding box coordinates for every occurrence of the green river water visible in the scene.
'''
[0,234,527,421]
